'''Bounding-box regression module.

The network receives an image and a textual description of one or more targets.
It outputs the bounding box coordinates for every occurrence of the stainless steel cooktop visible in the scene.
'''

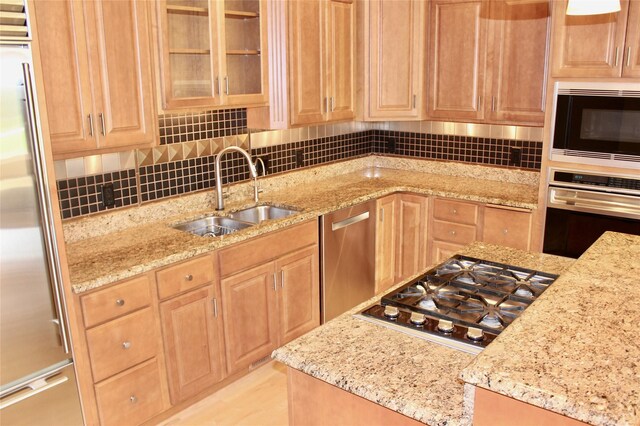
[356,255,559,354]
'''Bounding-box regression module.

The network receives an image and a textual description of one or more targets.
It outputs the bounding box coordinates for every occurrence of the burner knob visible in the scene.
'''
[467,327,484,342]
[410,312,426,326]
[437,319,454,333]
[383,305,400,319]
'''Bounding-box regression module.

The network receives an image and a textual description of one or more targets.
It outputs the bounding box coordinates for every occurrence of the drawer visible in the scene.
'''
[156,255,216,300]
[81,275,152,328]
[432,220,477,245]
[86,307,158,382]
[219,220,318,277]
[483,206,532,251]
[431,241,465,265]
[94,358,165,426]
[433,198,479,225]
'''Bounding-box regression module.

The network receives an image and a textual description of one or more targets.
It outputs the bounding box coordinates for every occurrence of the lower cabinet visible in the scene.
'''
[159,285,225,404]
[219,221,320,375]
[395,194,429,282]
[429,197,481,264]
[375,194,398,293]
[482,205,533,251]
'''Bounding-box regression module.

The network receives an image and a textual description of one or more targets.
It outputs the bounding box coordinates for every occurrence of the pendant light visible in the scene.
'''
[566,0,621,15]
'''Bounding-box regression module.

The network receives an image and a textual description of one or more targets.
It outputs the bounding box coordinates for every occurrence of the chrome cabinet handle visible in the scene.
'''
[331,96,335,112]
[273,273,277,291]
[98,112,105,136]
[502,228,509,235]
[130,395,137,404]
[115,299,125,306]
[0,373,68,410]
[452,208,457,215]
[280,270,284,289]
[87,114,94,136]
[626,46,632,67]
[212,298,218,317]
[185,274,193,281]
[331,211,370,231]
[122,341,131,349]
[491,96,496,112]
[224,76,229,95]
[477,95,482,110]
[450,230,457,236]
[615,46,620,67]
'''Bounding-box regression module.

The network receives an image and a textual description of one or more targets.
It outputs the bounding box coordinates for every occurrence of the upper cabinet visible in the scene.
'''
[428,0,550,126]
[363,0,427,121]
[428,0,487,122]
[551,0,640,78]
[31,0,156,157]
[156,0,268,110]
[247,0,355,129]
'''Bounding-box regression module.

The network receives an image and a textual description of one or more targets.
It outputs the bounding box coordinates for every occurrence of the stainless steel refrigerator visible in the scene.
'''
[0,42,84,424]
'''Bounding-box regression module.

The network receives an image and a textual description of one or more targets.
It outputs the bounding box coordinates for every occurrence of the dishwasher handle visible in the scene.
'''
[331,211,370,231]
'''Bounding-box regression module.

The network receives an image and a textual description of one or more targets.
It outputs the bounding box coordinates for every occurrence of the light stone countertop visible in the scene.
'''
[460,232,640,426]
[272,242,574,426]
[65,157,540,293]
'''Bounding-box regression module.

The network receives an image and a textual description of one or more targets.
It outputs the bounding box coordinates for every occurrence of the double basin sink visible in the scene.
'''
[173,205,300,238]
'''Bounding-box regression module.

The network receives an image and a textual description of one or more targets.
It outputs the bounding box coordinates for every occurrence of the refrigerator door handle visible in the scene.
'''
[0,374,68,410]
[21,63,71,354]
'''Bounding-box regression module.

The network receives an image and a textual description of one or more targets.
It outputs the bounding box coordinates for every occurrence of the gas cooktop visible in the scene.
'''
[356,255,559,354]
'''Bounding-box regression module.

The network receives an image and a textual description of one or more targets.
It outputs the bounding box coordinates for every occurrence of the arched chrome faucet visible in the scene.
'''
[214,146,257,210]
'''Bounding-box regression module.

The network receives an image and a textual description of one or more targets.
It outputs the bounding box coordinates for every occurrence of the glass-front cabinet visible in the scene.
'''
[157,0,268,109]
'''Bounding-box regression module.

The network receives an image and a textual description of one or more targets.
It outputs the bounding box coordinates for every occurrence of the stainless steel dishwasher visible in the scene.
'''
[321,201,376,322]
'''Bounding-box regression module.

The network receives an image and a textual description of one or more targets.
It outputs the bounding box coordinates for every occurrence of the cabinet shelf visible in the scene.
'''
[166,5,208,16]
[225,10,259,19]
[169,48,211,55]
[226,49,260,56]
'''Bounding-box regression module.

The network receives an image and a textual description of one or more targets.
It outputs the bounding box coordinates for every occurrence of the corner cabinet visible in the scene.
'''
[363,0,427,120]
[247,0,355,128]
[551,0,640,78]
[31,0,156,157]
[156,0,268,109]
[218,221,319,374]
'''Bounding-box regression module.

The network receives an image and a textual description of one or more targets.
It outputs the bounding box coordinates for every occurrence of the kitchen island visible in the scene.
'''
[273,233,640,426]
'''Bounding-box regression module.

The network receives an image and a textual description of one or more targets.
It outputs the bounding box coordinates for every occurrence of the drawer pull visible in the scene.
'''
[185,274,193,281]
[452,209,457,215]
[122,341,131,350]
[129,395,137,404]
[503,228,509,235]
[115,299,125,307]
[450,230,457,236]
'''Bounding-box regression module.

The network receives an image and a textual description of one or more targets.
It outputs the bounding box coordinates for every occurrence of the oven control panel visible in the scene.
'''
[550,168,640,195]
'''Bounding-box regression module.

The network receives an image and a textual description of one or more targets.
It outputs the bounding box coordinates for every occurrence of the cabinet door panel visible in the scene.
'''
[289,0,326,126]
[623,1,640,77]
[487,1,550,125]
[375,195,397,294]
[277,246,320,344]
[551,0,629,77]
[482,207,532,251]
[160,286,225,404]
[395,195,428,281]
[430,241,464,265]
[367,0,424,119]
[429,0,487,121]
[221,263,278,374]
[31,0,96,154]
[327,0,355,122]
[89,0,155,148]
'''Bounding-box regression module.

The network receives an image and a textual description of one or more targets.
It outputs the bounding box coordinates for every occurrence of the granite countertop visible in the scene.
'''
[65,158,540,293]
[460,232,640,426]
[272,242,574,426]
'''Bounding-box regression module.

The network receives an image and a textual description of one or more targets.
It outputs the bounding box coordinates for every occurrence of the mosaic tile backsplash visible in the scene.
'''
[56,108,543,219]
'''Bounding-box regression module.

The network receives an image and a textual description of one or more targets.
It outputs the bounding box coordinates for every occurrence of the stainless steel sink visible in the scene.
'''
[229,205,300,224]
[172,216,252,238]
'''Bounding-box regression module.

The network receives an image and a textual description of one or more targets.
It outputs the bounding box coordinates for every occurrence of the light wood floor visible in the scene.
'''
[159,361,289,426]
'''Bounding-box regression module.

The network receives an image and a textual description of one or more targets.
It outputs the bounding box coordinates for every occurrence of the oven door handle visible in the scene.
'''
[548,188,640,219]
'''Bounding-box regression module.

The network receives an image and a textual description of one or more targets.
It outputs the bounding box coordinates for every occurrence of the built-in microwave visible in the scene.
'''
[550,81,640,170]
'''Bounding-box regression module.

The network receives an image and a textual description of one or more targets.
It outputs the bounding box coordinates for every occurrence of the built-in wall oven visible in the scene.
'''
[550,81,640,170]
[543,168,640,258]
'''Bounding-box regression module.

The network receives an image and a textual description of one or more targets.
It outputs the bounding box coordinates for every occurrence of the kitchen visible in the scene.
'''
[0,0,638,425]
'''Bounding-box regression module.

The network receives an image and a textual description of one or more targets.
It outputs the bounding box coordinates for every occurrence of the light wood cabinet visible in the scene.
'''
[364,0,427,120]
[551,0,640,78]
[219,221,320,374]
[32,0,156,157]
[159,285,225,403]
[482,205,533,251]
[156,0,268,109]
[428,0,549,125]
[429,198,480,265]
[428,0,487,121]
[395,194,429,282]
[375,194,397,294]
[485,0,550,125]
[247,0,354,128]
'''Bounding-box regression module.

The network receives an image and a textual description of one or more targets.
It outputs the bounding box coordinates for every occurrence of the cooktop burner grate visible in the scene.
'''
[357,255,559,354]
